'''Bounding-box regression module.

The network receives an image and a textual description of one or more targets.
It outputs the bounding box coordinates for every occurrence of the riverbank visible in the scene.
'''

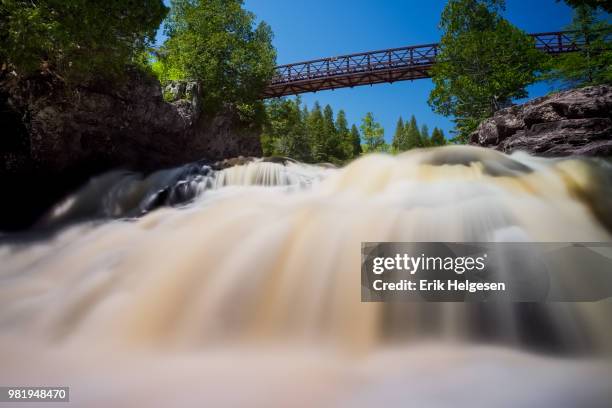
[469,85,612,156]
[0,68,262,230]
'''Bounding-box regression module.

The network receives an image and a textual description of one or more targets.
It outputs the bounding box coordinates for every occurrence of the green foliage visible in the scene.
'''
[561,0,612,13]
[261,97,311,162]
[404,115,422,149]
[335,110,353,160]
[547,5,611,87]
[159,0,276,115]
[0,0,167,83]
[428,0,547,143]
[322,105,348,161]
[391,117,405,152]
[350,125,363,157]
[420,124,430,147]
[360,112,387,153]
[262,98,362,164]
[430,127,447,146]
[263,102,447,161]
[150,58,186,84]
[307,102,326,161]
[390,115,445,152]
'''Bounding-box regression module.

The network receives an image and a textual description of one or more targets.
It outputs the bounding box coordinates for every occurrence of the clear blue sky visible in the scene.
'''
[160,0,577,141]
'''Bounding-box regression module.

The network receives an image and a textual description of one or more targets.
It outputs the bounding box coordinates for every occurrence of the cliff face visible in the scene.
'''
[469,85,612,156]
[0,69,262,229]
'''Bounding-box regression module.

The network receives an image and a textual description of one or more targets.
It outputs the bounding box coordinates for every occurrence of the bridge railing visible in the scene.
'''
[531,31,585,53]
[272,43,439,85]
[269,31,601,86]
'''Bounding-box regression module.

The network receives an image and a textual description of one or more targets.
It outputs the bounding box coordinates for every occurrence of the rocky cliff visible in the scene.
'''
[0,69,262,230]
[469,85,612,156]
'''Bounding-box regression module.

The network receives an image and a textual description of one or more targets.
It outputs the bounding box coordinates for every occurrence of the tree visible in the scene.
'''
[350,124,363,157]
[159,0,276,116]
[262,99,364,163]
[335,110,353,160]
[428,0,546,143]
[547,5,611,87]
[420,124,430,147]
[404,115,421,150]
[307,102,327,162]
[430,127,447,146]
[261,97,312,162]
[360,112,387,153]
[323,105,336,136]
[301,105,310,122]
[0,0,167,82]
[391,117,405,152]
[321,104,345,162]
[561,0,612,13]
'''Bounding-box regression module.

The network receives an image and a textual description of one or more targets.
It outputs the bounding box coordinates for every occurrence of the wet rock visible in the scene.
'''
[211,156,257,170]
[0,68,262,229]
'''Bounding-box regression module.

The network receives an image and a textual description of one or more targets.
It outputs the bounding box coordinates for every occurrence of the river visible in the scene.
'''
[1,146,611,407]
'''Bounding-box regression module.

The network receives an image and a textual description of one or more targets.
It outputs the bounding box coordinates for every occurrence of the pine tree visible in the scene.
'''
[302,105,309,121]
[261,97,312,162]
[323,105,337,137]
[261,98,282,156]
[285,98,312,162]
[335,110,352,161]
[322,104,345,162]
[360,112,386,153]
[350,124,363,158]
[391,117,405,152]
[420,124,430,147]
[404,115,421,150]
[307,102,327,162]
[430,127,447,146]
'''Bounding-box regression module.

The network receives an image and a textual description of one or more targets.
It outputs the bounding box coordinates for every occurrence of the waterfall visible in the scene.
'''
[1,146,611,407]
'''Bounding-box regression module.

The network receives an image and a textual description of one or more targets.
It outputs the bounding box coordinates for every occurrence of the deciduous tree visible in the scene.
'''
[428,0,546,143]
[547,5,611,87]
[261,97,312,162]
[0,0,167,82]
[159,0,276,116]
[360,112,387,153]
[561,0,612,13]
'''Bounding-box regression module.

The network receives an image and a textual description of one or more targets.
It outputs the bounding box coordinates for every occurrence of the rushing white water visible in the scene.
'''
[1,146,611,407]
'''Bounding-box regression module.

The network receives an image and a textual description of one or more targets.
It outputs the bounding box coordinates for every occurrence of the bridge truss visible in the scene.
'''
[262,31,604,98]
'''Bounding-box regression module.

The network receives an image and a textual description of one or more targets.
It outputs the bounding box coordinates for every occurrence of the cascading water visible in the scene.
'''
[35,158,329,228]
[1,146,611,407]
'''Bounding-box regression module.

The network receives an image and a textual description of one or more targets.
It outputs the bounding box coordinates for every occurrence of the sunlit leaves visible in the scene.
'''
[159,0,276,115]
[0,0,168,82]
[428,0,546,143]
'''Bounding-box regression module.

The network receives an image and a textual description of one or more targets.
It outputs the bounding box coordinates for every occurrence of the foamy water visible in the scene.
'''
[1,146,611,407]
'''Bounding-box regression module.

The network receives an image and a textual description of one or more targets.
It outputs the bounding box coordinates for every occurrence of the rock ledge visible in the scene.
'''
[469,85,612,156]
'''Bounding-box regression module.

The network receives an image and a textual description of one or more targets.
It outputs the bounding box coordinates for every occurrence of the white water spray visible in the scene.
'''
[1,146,611,407]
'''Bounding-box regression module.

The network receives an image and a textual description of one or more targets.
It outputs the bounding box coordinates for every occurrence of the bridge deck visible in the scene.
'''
[262,31,593,98]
